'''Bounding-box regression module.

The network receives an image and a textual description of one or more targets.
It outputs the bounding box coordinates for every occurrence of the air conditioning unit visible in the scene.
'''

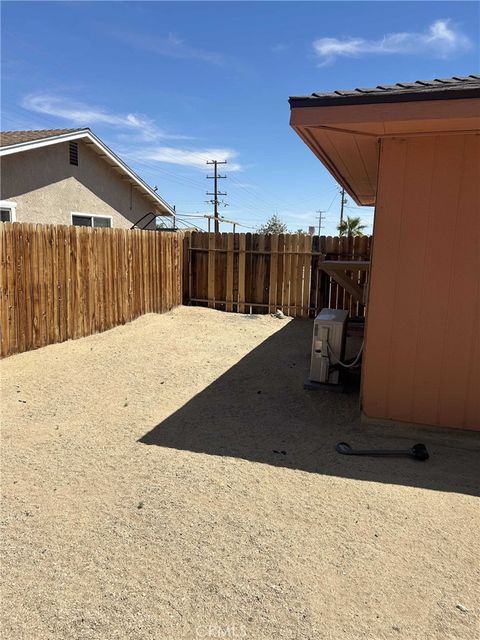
[309,308,349,385]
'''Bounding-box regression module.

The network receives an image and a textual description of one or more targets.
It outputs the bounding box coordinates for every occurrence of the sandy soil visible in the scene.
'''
[1,306,479,640]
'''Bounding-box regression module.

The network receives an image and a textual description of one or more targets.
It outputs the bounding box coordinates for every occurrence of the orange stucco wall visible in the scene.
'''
[361,133,480,430]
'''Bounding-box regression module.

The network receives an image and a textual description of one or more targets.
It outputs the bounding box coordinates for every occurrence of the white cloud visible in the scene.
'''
[313,19,472,66]
[139,147,243,172]
[110,31,226,66]
[22,93,243,172]
[22,94,190,141]
[271,43,289,53]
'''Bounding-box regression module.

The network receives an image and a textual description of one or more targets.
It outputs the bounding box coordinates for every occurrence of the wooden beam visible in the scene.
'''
[321,267,364,302]
[321,260,370,270]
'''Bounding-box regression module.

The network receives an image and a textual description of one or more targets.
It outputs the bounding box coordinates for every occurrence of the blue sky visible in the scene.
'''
[2,1,479,233]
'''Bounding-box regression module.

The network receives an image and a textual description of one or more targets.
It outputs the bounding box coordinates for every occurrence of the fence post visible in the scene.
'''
[238,233,246,313]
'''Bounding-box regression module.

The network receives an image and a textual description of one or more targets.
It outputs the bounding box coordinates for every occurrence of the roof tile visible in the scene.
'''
[0,128,87,148]
[290,75,480,107]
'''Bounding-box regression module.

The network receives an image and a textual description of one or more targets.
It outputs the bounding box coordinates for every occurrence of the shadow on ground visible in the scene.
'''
[140,319,479,497]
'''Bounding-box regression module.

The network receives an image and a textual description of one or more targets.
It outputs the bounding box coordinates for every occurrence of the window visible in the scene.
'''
[69,142,78,166]
[0,201,16,222]
[71,213,112,228]
[92,216,112,228]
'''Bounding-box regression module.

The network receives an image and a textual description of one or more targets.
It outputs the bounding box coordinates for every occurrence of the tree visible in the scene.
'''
[337,216,367,237]
[257,214,287,234]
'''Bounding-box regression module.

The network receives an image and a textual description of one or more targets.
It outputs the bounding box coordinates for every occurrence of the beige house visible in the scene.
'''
[0,128,174,228]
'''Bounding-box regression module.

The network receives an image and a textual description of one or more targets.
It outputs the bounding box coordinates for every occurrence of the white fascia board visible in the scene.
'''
[0,130,174,216]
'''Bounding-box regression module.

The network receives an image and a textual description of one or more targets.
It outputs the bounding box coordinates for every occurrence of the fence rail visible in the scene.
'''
[0,223,185,357]
[185,232,372,318]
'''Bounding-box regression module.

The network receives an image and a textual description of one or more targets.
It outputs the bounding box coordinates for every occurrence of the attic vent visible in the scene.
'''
[69,142,78,166]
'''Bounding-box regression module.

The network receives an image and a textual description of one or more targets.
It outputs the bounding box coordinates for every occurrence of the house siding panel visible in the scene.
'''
[0,141,158,228]
[362,133,480,430]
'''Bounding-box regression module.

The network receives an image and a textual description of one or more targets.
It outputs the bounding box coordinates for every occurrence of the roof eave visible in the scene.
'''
[291,124,373,207]
[289,87,480,109]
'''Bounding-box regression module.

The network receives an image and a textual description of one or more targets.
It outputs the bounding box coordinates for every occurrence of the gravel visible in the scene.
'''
[1,307,478,639]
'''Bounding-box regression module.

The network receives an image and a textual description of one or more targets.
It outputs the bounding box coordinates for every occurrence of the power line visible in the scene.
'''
[326,191,339,212]
[228,173,338,213]
[127,152,343,223]
[131,158,207,191]
[175,212,253,227]
[174,217,205,232]
[339,187,347,226]
[228,174,298,213]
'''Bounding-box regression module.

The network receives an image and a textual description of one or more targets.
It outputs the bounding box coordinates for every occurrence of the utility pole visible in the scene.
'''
[206,160,227,233]
[316,210,326,236]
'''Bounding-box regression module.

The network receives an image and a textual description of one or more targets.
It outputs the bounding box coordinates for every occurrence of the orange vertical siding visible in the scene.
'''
[362,134,480,430]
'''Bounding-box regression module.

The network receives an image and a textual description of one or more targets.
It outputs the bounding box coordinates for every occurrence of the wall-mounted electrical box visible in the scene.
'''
[310,309,349,384]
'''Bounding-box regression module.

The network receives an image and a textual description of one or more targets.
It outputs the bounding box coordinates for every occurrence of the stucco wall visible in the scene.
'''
[0,141,162,228]
[361,133,480,430]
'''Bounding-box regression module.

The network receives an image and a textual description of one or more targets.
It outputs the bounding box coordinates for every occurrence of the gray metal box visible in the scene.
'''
[310,308,349,384]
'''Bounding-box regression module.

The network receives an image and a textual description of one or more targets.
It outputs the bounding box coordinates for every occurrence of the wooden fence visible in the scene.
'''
[0,223,185,357]
[1,224,372,358]
[185,232,372,318]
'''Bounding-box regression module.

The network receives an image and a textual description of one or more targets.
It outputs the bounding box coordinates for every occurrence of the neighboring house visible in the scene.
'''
[290,75,480,431]
[0,128,174,228]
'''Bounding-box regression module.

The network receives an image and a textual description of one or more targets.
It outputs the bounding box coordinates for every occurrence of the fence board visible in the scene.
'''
[292,234,303,318]
[16,224,27,353]
[268,235,278,313]
[207,233,215,309]
[301,234,312,318]
[276,234,285,311]
[245,233,253,312]
[0,225,8,356]
[55,225,64,344]
[8,225,18,350]
[226,233,234,312]
[282,234,291,315]
[254,234,266,314]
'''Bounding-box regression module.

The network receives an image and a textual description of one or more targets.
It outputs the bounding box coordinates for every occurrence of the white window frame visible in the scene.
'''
[71,212,113,228]
[0,200,17,222]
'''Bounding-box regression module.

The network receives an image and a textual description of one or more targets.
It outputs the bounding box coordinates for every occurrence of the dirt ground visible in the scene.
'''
[1,306,479,640]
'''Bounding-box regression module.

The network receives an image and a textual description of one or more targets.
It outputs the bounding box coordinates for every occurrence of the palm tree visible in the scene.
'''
[337,216,367,237]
